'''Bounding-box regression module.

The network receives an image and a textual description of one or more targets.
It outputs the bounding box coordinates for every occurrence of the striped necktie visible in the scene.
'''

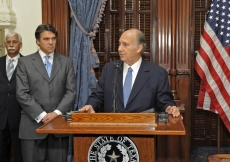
[123,67,133,108]
[45,55,52,77]
[6,59,14,81]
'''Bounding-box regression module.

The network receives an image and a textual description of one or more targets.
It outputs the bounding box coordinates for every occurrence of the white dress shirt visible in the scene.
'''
[6,54,20,70]
[123,57,142,88]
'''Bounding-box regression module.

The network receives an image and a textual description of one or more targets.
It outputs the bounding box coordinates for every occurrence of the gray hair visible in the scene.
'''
[5,32,22,43]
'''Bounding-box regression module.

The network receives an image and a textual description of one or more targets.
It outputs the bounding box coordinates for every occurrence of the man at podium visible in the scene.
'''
[80,28,180,117]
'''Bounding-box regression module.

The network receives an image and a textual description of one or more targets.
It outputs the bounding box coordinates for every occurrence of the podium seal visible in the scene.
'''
[88,135,139,162]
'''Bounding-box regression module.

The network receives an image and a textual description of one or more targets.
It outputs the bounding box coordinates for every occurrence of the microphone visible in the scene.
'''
[112,60,122,112]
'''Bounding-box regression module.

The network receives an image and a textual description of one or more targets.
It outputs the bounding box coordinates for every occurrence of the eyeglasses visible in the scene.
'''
[6,40,20,44]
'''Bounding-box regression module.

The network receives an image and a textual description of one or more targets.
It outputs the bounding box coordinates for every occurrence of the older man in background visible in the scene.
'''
[0,32,23,162]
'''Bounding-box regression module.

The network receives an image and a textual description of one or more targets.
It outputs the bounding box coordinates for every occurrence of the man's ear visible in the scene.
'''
[137,44,143,53]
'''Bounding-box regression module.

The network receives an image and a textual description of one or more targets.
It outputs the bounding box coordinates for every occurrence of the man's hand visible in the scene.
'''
[79,105,95,113]
[165,106,180,117]
[42,112,58,123]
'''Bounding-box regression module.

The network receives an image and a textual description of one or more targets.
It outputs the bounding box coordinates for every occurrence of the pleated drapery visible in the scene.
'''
[68,0,107,110]
[68,0,106,161]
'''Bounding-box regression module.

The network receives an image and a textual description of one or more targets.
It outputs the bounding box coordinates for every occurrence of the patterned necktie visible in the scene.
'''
[45,55,52,77]
[123,67,133,108]
[6,59,14,81]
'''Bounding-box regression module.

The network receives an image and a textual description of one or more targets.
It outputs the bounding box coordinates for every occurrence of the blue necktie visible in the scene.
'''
[6,59,14,80]
[45,56,52,77]
[123,67,132,108]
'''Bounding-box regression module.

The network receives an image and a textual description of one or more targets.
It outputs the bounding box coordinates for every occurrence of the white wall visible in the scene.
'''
[5,0,42,56]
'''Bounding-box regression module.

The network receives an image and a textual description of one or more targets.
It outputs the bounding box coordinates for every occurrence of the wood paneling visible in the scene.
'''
[42,0,70,56]
[156,0,191,161]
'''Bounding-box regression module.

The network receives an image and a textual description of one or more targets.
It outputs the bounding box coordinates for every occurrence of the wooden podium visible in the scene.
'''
[36,113,185,161]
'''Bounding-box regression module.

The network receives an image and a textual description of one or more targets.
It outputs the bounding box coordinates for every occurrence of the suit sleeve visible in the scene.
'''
[156,69,176,112]
[86,64,108,112]
[16,58,45,120]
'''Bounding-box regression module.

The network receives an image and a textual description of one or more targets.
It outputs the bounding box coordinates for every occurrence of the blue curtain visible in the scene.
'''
[68,0,106,109]
[68,0,106,161]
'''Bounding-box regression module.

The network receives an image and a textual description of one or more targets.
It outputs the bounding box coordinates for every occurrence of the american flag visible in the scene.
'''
[195,0,230,131]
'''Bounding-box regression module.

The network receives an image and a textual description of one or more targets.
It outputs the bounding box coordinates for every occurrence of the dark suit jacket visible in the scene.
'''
[0,54,23,130]
[16,51,76,139]
[87,59,175,112]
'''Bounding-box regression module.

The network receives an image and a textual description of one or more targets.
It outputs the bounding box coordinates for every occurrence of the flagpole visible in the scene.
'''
[217,115,220,154]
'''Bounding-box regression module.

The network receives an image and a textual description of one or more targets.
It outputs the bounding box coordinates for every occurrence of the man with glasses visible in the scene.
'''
[0,32,24,162]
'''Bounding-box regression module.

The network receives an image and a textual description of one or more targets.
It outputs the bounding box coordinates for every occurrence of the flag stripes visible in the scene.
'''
[195,20,230,131]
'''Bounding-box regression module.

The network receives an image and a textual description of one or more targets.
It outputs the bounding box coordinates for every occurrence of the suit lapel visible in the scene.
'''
[117,66,124,105]
[50,53,62,82]
[32,52,50,82]
[0,56,8,81]
[127,60,150,105]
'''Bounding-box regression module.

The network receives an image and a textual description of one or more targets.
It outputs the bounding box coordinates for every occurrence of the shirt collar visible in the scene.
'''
[39,49,54,59]
[6,54,20,63]
[123,57,142,73]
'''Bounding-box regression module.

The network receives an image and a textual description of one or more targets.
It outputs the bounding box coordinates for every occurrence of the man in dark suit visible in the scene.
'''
[79,28,180,117]
[0,32,23,162]
[16,24,76,162]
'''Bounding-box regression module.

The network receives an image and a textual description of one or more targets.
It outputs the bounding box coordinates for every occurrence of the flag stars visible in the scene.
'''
[207,1,230,47]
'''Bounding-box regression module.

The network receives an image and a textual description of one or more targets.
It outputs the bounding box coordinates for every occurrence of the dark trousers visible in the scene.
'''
[0,122,23,162]
[21,135,68,162]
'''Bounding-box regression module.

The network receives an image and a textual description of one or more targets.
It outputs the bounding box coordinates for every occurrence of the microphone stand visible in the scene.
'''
[112,61,122,112]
